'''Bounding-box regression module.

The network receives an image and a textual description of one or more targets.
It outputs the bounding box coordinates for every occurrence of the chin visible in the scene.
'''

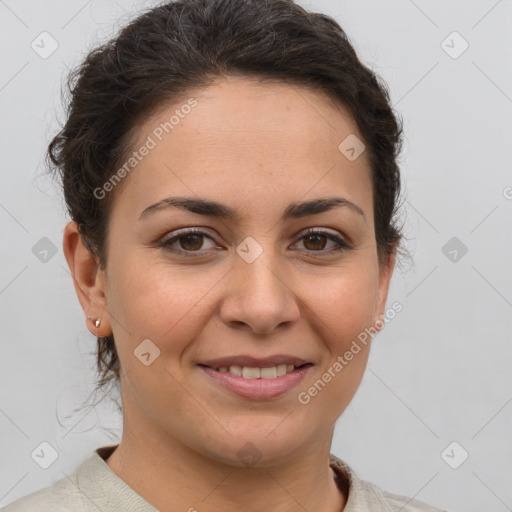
[198,420,310,468]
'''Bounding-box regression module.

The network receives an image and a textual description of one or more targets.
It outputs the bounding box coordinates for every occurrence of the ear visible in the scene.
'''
[62,221,111,337]
[374,249,396,331]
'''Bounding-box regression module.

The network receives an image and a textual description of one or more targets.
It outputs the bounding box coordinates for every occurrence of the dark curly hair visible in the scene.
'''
[48,0,405,393]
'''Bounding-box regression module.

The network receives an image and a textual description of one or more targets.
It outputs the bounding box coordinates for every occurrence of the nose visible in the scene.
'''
[219,247,300,335]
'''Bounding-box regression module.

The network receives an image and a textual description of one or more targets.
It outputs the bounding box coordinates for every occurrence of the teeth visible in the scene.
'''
[243,367,261,379]
[214,364,299,378]
[260,366,276,378]
[277,364,287,377]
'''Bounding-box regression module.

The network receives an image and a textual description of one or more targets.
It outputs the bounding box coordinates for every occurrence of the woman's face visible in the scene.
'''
[86,76,394,465]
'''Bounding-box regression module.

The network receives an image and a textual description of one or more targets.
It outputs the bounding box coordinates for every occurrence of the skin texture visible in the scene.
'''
[63,75,396,512]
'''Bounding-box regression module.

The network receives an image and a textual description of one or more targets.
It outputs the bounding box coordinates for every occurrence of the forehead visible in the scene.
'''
[111,75,373,223]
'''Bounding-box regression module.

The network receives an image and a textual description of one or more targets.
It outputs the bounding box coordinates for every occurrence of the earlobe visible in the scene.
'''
[62,221,111,336]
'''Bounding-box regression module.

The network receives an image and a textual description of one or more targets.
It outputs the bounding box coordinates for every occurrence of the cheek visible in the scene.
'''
[108,246,379,339]
[295,268,378,412]
[106,251,224,345]
[303,261,379,343]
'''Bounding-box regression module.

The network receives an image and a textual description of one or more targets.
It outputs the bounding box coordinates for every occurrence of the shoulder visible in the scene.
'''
[329,454,450,512]
[358,478,449,511]
[1,445,156,512]
[0,472,84,512]
[1,446,114,512]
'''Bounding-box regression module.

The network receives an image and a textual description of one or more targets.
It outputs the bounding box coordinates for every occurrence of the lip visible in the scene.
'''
[199,364,313,400]
[200,354,311,368]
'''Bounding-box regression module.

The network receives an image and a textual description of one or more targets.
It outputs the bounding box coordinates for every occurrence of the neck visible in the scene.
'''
[104,408,347,512]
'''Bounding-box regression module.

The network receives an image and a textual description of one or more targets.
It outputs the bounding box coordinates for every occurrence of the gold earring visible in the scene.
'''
[87,315,101,328]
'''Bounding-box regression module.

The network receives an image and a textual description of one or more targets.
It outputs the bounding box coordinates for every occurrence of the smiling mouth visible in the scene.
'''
[198,363,312,379]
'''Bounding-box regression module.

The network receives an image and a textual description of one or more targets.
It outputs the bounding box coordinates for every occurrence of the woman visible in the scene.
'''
[2,0,448,510]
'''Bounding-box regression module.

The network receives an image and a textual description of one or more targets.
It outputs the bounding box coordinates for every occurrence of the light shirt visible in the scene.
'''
[1,445,448,511]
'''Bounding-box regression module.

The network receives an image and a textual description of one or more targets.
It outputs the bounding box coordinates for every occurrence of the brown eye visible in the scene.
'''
[293,229,351,255]
[177,233,204,251]
[302,233,328,251]
[160,229,218,255]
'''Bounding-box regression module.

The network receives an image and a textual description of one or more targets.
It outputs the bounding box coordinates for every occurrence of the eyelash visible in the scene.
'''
[159,227,351,257]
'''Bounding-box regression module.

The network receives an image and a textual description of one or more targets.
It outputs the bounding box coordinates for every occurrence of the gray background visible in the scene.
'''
[1,1,511,510]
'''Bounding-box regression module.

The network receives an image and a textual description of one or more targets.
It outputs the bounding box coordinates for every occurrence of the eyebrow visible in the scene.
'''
[139,196,366,222]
